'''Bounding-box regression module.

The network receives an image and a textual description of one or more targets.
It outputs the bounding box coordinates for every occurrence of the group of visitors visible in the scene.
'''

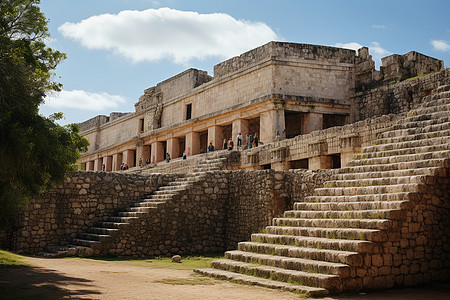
[222,132,259,150]
[120,163,129,170]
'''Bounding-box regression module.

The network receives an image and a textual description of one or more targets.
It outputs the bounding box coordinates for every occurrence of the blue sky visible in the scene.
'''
[39,0,450,125]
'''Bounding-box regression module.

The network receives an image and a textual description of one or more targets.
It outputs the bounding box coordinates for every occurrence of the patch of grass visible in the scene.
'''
[0,249,31,269]
[83,254,223,270]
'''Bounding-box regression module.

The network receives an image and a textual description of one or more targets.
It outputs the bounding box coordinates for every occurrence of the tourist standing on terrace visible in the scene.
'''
[223,139,228,150]
[237,133,242,146]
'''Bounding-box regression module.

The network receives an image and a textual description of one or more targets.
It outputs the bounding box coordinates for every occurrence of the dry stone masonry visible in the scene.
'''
[195,81,450,296]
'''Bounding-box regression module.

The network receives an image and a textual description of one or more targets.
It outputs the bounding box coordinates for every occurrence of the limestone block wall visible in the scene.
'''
[353,166,450,290]
[272,63,353,102]
[0,169,332,256]
[351,68,449,122]
[214,42,355,78]
[82,114,141,154]
[0,172,180,253]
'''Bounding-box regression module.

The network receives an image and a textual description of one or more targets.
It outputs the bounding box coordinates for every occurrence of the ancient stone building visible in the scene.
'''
[77,42,443,172]
[1,41,448,296]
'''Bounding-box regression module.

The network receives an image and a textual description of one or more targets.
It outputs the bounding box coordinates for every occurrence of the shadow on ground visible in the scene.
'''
[0,262,100,300]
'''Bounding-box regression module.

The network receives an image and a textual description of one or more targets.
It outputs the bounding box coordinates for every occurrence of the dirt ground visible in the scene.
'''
[1,256,449,300]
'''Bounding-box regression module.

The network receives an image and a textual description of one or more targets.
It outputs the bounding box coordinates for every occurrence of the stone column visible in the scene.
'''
[151,141,165,163]
[104,156,113,172]
[303,113,323,134]
[122,149,135,167]
[232,118,249,147]
[136,144,150,166]
[260,109,285,144]
[208,126,223,151]
[112,153,122,170]
[185,132,200,157]
[341,151,356,168]
[167,138,180,159]
[309,156,332,170]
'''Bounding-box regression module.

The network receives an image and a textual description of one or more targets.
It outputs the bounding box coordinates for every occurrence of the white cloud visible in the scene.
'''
[372,24,386,29]
[335,41,390,68]
[44,90,126,111]
[431,39,450,52]
[58,8,278,64]
[335,42,364,51]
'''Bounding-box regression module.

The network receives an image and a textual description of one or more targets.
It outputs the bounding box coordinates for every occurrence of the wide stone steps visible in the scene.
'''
[354,143,449,160]
[237,242,362,266]
[251,233,373,253]
[399,110,449,125]
[390,115,450,131]
[372,128,450,145]
[87,227,119,235]
[339,158,448,174]
[380,121,450,139]
[347,150,449,167]
[194,268,329,297]
[158,185,189,191]
[210,259,341,291]
[107,216,139,223]
[332,167,442,181]
[95,221,130,229]
[133,201,165,207]
[283,209,400,223]
[324,175,435,188]
[304,192,415,203]
[293,200,406,212]
[273,217,392,230]
[72,238,101,248]
[420,96,450,107]
[224,250,350,277]
[125,206,157,213]
[78,232,110,241]
[362,136,450,154]
[314,183,420,196]
[265,225,383,242]
[403,102,450,115]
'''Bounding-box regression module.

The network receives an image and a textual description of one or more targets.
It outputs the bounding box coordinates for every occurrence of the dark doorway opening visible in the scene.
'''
[285,111,304,138]
[199,130,208,153]
[330,154,341,169]
[178,136,186,157]
[263,164,271,170]
[323,114,347,130]
[290,158,308,169]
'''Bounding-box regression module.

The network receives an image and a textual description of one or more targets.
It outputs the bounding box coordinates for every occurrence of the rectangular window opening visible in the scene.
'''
[186,103,192,120]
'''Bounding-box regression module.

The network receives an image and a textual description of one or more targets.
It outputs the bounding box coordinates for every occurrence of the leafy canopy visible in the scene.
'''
[0,0,89,227]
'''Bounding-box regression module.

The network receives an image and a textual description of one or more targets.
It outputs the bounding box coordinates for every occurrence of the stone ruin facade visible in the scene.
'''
[1,41,449,296]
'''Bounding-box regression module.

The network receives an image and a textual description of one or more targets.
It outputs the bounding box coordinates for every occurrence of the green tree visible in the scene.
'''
[0,0,89,227]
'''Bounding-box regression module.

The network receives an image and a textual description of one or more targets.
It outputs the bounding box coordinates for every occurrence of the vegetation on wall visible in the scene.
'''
[0,0,89,227]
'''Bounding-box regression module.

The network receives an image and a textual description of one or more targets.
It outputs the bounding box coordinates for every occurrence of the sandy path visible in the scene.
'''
[2,256,449,300]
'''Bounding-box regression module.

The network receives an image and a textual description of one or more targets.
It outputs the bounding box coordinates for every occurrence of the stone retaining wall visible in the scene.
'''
[0,172,181,253]
[0,169,332,255]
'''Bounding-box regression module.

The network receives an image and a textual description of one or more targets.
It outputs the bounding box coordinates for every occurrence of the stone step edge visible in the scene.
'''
[193,268,329,297]
[225,250,349,274]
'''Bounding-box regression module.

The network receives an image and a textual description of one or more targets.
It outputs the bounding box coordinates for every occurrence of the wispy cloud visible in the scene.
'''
[372,24,386,29]
[431,39,450,52]
[59,8,278,64]
[44,90,126,111]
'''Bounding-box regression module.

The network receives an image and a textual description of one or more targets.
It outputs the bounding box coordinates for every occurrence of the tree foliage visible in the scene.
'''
[0,0,89,227]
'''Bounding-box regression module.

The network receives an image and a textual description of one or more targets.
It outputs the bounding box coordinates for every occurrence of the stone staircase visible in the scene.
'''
[194,84,450,296]
[39,151,233,257]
